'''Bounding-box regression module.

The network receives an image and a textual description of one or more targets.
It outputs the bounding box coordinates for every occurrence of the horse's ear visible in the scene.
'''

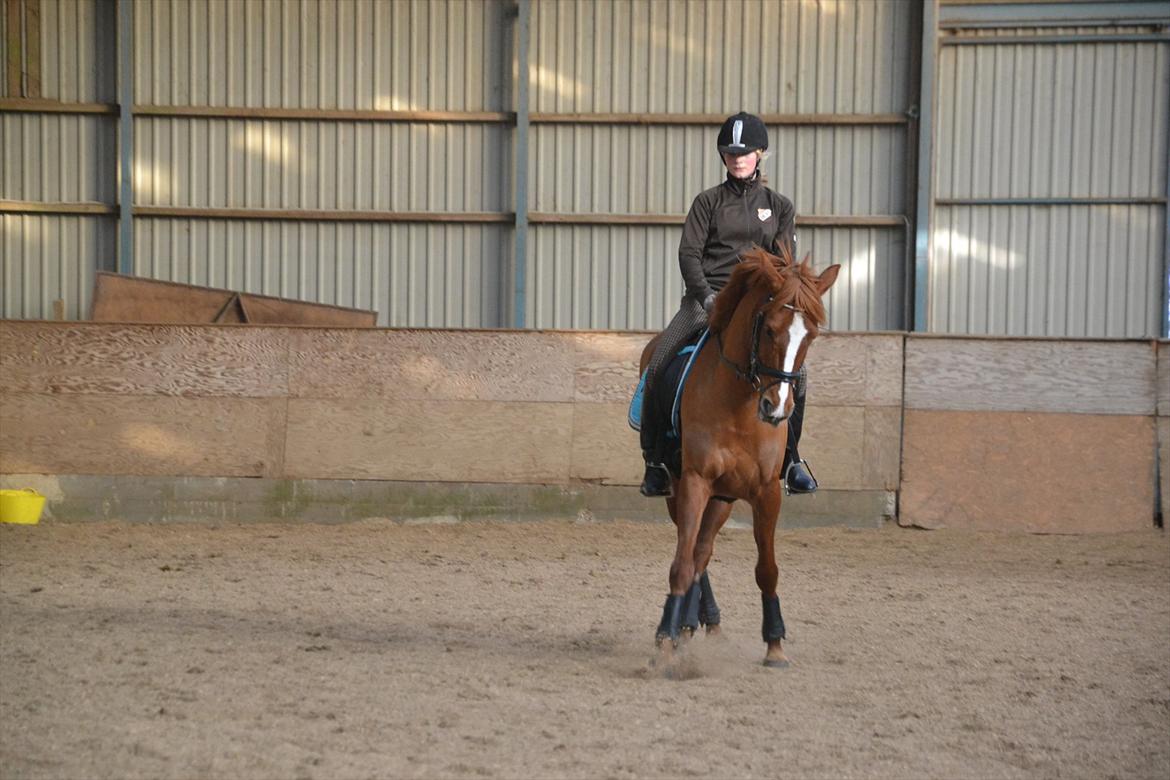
[816,264,841,296]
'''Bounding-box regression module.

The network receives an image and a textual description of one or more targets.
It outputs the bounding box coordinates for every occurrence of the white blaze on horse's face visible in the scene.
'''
[772,312,808,422]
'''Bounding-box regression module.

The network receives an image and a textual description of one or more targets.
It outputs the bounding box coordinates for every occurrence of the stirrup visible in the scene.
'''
[640,462,673,498]
[783,459,818,496]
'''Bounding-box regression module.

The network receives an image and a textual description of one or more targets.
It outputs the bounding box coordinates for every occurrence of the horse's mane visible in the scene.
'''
[708,245,828,333]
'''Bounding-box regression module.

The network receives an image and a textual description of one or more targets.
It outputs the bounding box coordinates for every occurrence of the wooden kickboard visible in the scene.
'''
[91,272,377,326]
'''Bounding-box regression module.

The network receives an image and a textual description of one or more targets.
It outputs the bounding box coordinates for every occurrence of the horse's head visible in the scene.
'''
[710,245,840,426]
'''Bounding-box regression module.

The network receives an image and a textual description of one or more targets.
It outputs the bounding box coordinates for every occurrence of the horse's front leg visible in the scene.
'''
[656,473,711,647]
[751,484,790,667]
[680,498,734,636]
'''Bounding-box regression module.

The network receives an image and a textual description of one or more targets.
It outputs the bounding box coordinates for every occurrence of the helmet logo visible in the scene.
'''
[731,119,744,148]
[758,208,772,222]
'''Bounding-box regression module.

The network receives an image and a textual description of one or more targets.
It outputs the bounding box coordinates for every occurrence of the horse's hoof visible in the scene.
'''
[704,624,723,637]
[763,657,791,669]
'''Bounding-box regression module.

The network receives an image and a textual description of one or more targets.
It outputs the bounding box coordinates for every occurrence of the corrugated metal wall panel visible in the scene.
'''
[526,224,906,333]
[1,113,117,202]
[1,0,116,101]
[1,0,6,96]
[932,204,1163,337]
[132,219,508,328]
[40,0,117,102]
[529,125,907,216]
[527,225,682,330]
[933,35,1168,337]
[1,1,117,322]
[131,118,510,211]
[133,0,508,110]
[800,226,907,332]
[1,214,115,319]
[122,0,512,328]
[527,0,915,332]
[529,0,913,113]
[938,40,1167,199]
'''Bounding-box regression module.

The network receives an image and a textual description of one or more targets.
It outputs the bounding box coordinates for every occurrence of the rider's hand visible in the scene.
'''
[702,293,716,313]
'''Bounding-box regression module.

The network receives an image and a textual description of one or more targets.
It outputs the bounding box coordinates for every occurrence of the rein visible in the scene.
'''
[714,299,805,394]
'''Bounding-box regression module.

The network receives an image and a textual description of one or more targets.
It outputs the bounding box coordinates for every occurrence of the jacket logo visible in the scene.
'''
[757,208,772,222]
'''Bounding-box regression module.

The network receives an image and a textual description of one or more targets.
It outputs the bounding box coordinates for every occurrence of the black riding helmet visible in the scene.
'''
[717,111,768,155]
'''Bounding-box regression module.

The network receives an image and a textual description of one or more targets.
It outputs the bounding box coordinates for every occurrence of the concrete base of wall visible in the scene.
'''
[1,474,893,529]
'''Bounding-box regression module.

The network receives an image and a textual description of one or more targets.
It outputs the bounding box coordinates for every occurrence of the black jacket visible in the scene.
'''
[677,173,796,302]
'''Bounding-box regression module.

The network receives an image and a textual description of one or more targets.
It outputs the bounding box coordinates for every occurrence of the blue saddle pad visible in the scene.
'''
[627,329,709,437]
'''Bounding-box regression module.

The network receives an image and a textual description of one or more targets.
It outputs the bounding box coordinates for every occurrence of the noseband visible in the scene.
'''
[714,298,806,422]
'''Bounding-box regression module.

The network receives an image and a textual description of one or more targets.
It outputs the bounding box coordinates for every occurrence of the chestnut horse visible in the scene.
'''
[639,246,839,667]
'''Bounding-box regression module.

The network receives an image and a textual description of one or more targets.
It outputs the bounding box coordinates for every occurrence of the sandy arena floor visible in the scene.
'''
[1,519,1167,779]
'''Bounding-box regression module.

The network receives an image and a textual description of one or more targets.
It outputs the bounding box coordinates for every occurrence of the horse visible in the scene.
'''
[638,245,839,667]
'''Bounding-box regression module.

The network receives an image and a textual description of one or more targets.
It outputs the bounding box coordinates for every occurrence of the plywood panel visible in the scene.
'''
[0,394,285,477]
[800,406,866,491]
[905,338,1154,415]
[91,272,235,322]
[808,333,904,407]
[567,401,885,492]
[1157,341,1170,417]
[91,273,376,326]
[287,330,575,403]
[1160,417,1170,525]
[862,406,903,491]
[236,294,376,327]
[569,402,641,485]
[0,322,290,397]
[901,410,1154,533]
[566,332,902,408]
[284,399,573,482]
[570,333,647,404]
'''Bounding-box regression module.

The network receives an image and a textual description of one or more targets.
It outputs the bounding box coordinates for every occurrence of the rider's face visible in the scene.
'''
[722,150,760,180]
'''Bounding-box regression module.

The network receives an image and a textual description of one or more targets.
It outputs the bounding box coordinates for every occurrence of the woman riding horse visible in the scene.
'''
[639,112,818,498]
[645,247,839,667]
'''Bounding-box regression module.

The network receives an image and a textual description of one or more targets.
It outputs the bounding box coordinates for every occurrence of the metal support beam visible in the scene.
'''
[0,200,118,215]
[529,112,909,126]
[936,197,1167,207]
[942,33,1170,46]
[513,0,530,329]
[914,0,939,332]
[116,0,133,275]
[1164,63,1170,338]
[133,105,513,123]
[0,98,118,114]
[131,206,512,223]
[939,1,1170,29]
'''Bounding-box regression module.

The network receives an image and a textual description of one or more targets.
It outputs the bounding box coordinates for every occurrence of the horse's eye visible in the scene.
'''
[765,327,774,339]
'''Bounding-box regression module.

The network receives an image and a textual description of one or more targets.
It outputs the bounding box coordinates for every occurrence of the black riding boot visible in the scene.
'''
[782,373,817,494]
[639,384,672,497]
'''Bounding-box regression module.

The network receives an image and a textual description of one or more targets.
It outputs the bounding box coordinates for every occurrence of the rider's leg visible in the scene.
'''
[782,366,818,494]
[640,297,707,497]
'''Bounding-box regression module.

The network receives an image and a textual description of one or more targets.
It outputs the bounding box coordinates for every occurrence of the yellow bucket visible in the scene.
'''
[0,489,46,525]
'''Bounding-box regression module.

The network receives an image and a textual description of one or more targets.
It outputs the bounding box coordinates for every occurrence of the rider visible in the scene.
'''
[639,111,818,498]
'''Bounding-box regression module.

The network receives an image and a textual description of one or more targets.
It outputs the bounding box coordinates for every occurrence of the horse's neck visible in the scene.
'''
[720,287,770,371]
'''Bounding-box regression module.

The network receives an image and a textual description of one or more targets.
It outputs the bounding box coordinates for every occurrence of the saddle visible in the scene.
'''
[628,330,710,476]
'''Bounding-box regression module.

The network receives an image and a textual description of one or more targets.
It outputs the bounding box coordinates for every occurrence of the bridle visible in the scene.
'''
[714,297,807,424]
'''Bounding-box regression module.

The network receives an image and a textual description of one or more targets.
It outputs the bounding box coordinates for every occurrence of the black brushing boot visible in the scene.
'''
[782,370,818,495]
